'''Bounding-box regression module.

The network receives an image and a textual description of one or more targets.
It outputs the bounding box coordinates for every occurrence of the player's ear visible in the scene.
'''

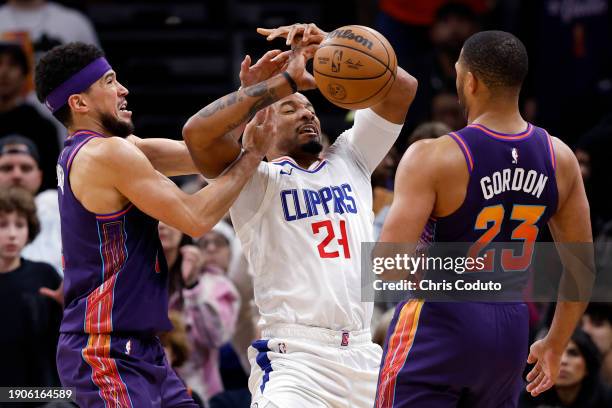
[67,94,89,114]
[466,71,478,95]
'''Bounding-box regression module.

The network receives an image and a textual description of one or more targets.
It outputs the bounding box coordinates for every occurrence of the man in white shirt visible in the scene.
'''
[0,0,99,60]
[183,24,417,407]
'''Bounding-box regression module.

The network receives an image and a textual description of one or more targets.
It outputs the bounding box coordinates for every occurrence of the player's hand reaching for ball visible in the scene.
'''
[257,23,327,47]
[283,45,317,91]
[525,338,563,396]
[240,49,290,88]
[242,107,276,159]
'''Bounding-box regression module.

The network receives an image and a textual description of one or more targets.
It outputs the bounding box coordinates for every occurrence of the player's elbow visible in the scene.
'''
[182,117,213,148]
[187,220,214,240]
[395,70,418,102]
[182,118,198,145]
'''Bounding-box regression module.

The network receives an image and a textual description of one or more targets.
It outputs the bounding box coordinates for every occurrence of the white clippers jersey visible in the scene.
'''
[230,108,402,332]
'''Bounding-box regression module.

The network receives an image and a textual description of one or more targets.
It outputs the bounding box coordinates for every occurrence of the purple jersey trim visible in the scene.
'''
[449,132,474,172]
[469,123,534,141]
[544,130,557,170]
[67,135,97,171]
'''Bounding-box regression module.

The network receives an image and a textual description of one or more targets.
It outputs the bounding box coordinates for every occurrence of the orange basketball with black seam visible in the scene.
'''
[314,25,397,110]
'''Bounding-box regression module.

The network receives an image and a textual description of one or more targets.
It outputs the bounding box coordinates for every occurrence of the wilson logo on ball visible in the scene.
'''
[327,29,374,50]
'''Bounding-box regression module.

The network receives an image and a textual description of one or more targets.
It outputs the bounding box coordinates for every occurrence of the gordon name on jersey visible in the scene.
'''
[480,167,548,200]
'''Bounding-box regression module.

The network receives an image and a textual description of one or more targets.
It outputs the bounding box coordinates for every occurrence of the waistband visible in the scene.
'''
[261,323,372,347]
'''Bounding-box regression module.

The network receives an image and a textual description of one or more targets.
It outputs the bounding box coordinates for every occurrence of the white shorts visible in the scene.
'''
[248,324,383,408]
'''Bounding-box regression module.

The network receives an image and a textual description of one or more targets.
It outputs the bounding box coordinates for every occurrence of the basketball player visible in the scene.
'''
[375,31,592,407]
[182,24,417,407]
[34,42,277,407]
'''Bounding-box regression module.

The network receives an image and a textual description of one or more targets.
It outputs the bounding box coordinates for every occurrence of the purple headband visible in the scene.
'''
[45,57,112,113]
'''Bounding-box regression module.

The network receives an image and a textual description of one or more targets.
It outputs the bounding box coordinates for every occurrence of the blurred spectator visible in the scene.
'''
[384,3,480,138]
[0,0,99,61]
[575,114,612,231]
[159,311,205,408]
[376,0,487,69]
[372,147,398,241]
[161,219,241,404]
[431,90,465,131]
[582,303,612,385]
[0,41,60,191]
[158,220,194,296]
[521,0,612,145]
[519,329,612,407]
[407,121,451,146]
[0,135,62,274]
[180,221,241,403]
[0,187,61,394]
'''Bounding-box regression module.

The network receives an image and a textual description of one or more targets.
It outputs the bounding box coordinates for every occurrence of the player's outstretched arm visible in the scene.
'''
[101,110,275,237]
[127,136,197,177]
[183,47,316,179]
[376,140,438,281]
[526,137,593,397]
[370,67,418,125]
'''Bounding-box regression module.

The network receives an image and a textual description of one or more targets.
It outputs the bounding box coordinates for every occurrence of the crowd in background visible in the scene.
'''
[0,0,611,407]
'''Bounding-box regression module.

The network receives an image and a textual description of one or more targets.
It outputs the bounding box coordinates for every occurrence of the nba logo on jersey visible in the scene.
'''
[512,148,519,164]
[57,164,65,194]
[341,331,349,346]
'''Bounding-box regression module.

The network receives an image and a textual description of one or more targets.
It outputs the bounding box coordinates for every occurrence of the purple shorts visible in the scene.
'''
[375,301,529,408]
[57,333,197,407]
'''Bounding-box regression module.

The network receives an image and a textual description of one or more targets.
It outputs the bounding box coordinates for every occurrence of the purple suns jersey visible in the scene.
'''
[57,130,171,335]
[427,123,558,269]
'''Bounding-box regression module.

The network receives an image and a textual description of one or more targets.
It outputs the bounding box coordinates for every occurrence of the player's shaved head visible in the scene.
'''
[35,42,104,126]
[460,30,528,90]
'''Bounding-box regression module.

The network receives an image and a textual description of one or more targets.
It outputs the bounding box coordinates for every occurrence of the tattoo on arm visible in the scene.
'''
[196,79,281,133]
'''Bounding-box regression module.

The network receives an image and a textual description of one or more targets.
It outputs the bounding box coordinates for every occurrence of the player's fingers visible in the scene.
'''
[256,27,273,36]
[287,25,306,45]
[303,44,318,59]
[526,349,537,364]
[270,50,292,63]
[535,377,554,395]
[528,371,546,394]
[251,107,268,126]
[526,363,540,382]
[260,49,282,62]
[239,55,251,77]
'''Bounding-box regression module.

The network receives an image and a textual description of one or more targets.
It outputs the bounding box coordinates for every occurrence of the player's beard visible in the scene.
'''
[300,140,323,155]
[100,111,135,138]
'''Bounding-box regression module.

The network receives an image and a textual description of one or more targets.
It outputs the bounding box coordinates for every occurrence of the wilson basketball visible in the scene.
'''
[313,25,397,110]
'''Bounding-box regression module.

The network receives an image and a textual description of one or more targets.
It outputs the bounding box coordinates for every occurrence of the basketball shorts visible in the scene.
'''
[57,332,198,408]
[248,324,382,407]
[375,300,529,408]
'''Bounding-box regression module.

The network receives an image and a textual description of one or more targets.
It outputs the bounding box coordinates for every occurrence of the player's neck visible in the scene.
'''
[468,102,527,134]
[0,255,21,273]
[555,383,581,406]
[268,151,320,169]
[68,117,109,138]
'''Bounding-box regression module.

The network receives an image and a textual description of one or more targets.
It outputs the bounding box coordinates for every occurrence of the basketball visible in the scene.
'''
[313,25,397,110]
